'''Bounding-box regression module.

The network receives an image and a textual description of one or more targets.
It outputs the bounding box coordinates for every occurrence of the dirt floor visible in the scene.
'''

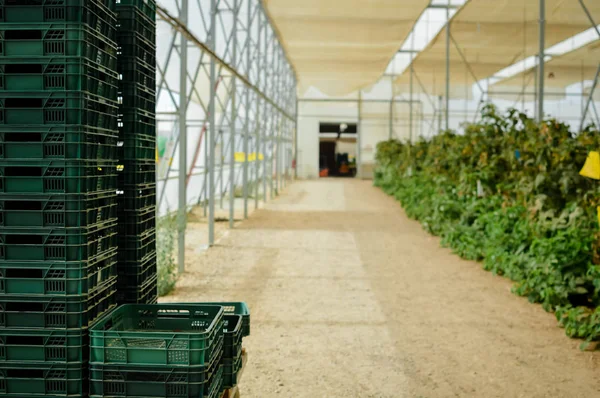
[162,179,600,398]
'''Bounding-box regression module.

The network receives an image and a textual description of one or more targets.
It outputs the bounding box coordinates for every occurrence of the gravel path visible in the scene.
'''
[162,179,600,398]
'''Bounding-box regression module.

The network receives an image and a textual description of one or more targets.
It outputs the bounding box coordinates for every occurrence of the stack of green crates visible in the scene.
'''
[89,304,225,398]
[114,0,157,304]
[0,0,119,396]
[203,302,250,391]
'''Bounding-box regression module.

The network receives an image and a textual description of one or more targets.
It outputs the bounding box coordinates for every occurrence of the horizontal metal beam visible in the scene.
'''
[156,3,295,121]
[299,98,419,104]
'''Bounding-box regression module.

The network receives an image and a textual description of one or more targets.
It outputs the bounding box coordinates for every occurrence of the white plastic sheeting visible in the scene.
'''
[395,0,600,98]
[263,0,430,96]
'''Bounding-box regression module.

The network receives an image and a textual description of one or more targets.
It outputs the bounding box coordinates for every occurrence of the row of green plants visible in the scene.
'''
[374,104,600,348]
[157,213,178,296]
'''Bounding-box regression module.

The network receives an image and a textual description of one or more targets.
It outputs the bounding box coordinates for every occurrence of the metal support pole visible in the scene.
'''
[208,0,217,246]
[389,77,393,140]
[255,9,262,209]
[357,92,362,179]
[580,64,600,132]
[409,65,414,142]
[409,28,415,142]
[438,96,442,133]
[229,0,238,228]
[578,0,600,38]
[537,0,545,122]
[294,98,298,179]
[177,0,188,273]
[445,1,450,131]
[219,129,224,209]
[242,0,251,219]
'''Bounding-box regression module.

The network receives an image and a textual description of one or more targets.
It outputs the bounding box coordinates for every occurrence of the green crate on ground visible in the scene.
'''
[0,191,117,228]
[0,248,117,296]
[202,302,250,337]
[0,223,117,262]
[117,183,155,211]
[0,328,88,363]
[90,357,222,398]
[116,274,157,305]
[0,125,118,161]
[222,355,242,389]
[222,315,242,360]
[0,0,116,29]
[90,304,224,367]
[0,160,118,194]
[0,278,117,329]
[0,362,86,397]
[0,23,117,61]
[0,57,119,97]
[208,365,223,398]
[0,91,117,128]
[115,0,156,21]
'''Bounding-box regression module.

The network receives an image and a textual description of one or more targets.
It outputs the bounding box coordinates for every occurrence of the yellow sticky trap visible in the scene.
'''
[597,206,600,225]
[580,151,600,180]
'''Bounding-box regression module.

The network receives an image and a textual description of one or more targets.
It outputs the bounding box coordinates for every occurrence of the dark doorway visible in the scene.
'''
[319,141,337,177]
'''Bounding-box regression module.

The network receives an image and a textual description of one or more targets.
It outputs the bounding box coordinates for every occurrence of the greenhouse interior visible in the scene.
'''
[0,0,600,397]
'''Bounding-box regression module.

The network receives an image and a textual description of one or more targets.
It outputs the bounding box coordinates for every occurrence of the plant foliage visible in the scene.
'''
[374,104,600,348]
[157,213,178,296]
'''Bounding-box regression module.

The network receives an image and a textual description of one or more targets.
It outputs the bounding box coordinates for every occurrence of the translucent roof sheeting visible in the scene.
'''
[263,0,430,96]
[493,39,600,89]
[395,0,600,98]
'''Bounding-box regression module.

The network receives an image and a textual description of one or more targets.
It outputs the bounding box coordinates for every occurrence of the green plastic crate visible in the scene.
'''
[222,355,242,389]
[208,365,223,398]
[90,304,225,367]
[0,278,117,329]
[117,206,155,237]
[202,302,250,337]
[117,183,155,211]
[117,161,155,185]
[0,223,118,262]
[90,357,222,398]
[0,57,118,97]
[222,315,243,360]
[0,362,86,396]
[116,3,155,36]
[119,108,156,139]
[117,33,156,66]
[118,57,155,90]
[116,274,158,305]
[0,160,118,195]
[115,0,156,21]
[0,248,117,296]
[0,0,116,26]
[0,191,117,228]
[117,232,155,264]
[118,83,156,114]
[118,134,156,162]
[116,252,156,288]
[0,125,118,161]
[0,329,87,363]
[0,23,117,61]
[0,91,117,128]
